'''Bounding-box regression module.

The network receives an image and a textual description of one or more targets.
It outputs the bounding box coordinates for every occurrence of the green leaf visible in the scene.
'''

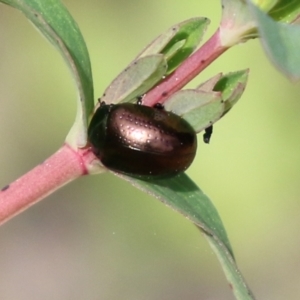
[101,55,167,105]
[164,90,224,133]
[196,73,223,92]
[125,173,234,257]
[162,40,186,62]
[248,1,300,81]
[160,17,210,74]
[268,0,300,23]
[205,235,256,300]
[2,0,94,147]
[119,173,255,299]
[213,69,249,115]
[136,21,183,58]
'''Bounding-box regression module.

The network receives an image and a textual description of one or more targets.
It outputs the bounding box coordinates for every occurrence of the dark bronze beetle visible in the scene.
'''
[88,102,197,177]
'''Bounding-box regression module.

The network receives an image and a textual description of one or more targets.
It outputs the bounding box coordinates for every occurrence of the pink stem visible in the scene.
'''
[0,144,93,225]
[143,28,228,106]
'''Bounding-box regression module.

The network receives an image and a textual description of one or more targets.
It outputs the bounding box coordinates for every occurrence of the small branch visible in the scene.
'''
[143,28,228,106]
[0,144,94,225]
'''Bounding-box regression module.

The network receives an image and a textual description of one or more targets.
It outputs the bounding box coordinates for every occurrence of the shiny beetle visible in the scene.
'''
[88,102,197,177]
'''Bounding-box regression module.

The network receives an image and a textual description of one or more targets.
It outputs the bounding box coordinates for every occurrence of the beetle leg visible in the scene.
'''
[203,125,213,144]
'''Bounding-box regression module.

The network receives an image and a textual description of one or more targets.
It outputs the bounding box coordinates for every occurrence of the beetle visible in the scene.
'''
[88,102,197,177]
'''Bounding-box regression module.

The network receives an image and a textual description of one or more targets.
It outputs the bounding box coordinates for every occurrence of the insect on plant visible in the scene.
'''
[88,101,197,177]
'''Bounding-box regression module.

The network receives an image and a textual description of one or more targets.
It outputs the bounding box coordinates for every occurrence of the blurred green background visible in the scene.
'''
[1,1,300,299]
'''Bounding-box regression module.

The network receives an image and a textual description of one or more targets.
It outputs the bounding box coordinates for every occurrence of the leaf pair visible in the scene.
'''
[101,18,209,105]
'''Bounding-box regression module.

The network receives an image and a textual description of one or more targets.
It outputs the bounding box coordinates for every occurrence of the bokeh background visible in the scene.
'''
[1,1,300,299]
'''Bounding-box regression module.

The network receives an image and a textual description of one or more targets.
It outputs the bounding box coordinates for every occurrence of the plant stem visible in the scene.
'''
[0,144,93,225]
[143,28,228,106]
